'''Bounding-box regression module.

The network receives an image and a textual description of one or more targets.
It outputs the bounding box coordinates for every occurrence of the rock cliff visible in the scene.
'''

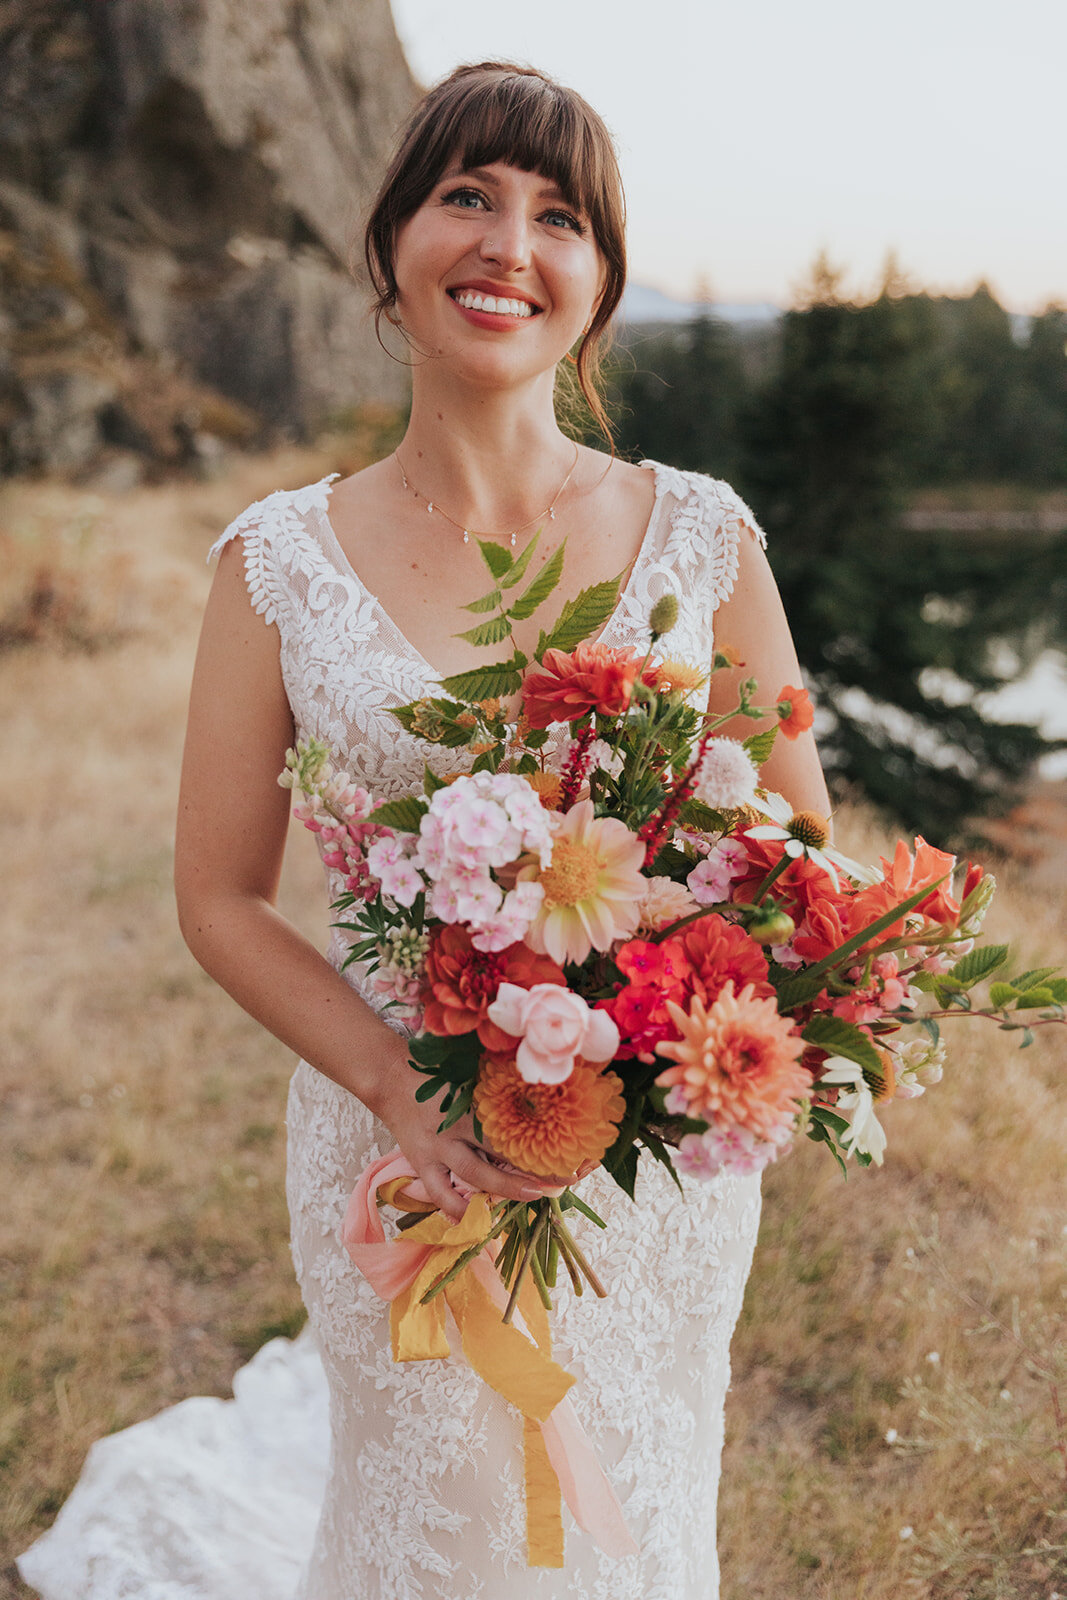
[0,0,417,475]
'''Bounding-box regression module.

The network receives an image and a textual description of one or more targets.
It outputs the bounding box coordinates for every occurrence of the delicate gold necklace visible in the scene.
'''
[394,442,581,548]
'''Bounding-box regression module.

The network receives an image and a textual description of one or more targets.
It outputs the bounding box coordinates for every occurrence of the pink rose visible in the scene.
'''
[486,982,621,1085]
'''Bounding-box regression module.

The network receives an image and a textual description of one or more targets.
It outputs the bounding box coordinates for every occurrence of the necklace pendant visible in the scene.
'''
[510,531,517,548]
[427,502,433,515]
[463,530,469,544]
[549,507,555,520]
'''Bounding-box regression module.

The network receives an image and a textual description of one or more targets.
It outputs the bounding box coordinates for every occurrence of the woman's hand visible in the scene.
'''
[370,1036,578,1221]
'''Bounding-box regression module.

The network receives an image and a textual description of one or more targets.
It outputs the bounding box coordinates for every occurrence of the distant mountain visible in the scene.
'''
[620,283,780,327]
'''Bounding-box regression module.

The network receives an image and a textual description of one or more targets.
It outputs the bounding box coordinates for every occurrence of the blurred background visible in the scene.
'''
[2,4,1065,1597]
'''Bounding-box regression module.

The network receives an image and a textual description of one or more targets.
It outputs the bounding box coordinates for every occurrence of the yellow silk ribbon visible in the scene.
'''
[379,1179,572,1568]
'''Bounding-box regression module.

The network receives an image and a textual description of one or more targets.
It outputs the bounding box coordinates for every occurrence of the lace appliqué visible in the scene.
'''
[212,461,767,1600]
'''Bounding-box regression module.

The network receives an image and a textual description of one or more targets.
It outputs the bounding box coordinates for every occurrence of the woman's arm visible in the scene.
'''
[704,530,831,818]
[175,541,562,1218]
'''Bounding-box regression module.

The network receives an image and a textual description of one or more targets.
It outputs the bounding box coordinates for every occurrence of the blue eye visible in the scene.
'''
[443,187,486,210]
[543,208,584,234]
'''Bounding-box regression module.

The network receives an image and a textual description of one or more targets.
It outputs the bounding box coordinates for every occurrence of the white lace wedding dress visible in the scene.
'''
[19,461,766,1600]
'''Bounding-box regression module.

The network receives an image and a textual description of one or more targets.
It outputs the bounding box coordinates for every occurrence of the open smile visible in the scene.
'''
[447,287,542,320]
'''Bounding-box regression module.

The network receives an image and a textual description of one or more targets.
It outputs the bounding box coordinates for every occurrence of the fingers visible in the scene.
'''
[447,1145,549,1205]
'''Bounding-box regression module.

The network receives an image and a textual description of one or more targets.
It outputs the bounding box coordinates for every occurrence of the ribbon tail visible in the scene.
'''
[468,1256,637,1559]
[542,1399,640,1558]
[523,1417,564,1568]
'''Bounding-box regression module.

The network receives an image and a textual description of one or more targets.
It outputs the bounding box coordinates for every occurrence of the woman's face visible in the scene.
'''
[392,160,606,390]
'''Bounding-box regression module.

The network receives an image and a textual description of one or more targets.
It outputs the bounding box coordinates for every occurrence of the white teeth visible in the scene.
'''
[451,291,535,318]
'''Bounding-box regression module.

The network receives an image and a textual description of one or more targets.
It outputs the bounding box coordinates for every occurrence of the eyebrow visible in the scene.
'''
[446,165,571,204]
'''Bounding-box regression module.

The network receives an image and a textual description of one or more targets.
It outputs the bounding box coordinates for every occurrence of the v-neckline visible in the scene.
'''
[314,459,667,694]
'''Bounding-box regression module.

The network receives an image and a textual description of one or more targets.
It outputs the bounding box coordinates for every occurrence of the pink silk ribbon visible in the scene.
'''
[342,1148,638,1563]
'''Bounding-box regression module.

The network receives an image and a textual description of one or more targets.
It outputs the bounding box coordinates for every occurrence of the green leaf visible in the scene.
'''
[908,970,939,993]
[676,798,728,835]
[523,727,549,750]
[949,943,1009,987]
[1020,1027,1035,1048]
[773,972,826,1008]
[539,572,626,656]
[438,659,525,701]
[453,614,512,648]
[805,1117,848,1176]
[918,1018,941,1046]
[1009,966,1058,992]
[423,765,448,796]
[638,1130,684,1194]
[498,531,541,590]
[515,752,539,774]
[367,795,426,831]
[988,981,1020,1008]
[1014,986,1057,1008]
[743,726,778,766]
[801,1013,884,1079]
[604,1144,639,1200]
[476,539,514,581]
[462,588,503,614]
[508,540,567,621]
[809,1105,852,1137]
[1046,978,1067,1003]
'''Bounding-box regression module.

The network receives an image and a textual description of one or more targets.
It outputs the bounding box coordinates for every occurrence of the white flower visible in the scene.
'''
[891,1035,946,1098]
[636,877,697,933]
[585,737,625,780]
[746,792,876,890]
[818,1056,888,1165]
[695,738,759,810]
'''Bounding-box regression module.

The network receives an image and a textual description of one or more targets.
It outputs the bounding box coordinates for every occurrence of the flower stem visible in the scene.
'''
[549,1198,608,1298]
[419,1202,519,1306]
[751,853,791,904]
[502,1203,550,1325]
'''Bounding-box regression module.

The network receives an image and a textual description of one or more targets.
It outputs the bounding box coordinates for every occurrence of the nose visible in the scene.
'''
[478,206,531,273]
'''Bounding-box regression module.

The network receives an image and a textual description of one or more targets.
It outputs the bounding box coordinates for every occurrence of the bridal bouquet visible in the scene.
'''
[281,530,1067,1322]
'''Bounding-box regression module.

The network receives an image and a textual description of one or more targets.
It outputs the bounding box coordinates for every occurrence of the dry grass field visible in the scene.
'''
[1,446,1065,1598]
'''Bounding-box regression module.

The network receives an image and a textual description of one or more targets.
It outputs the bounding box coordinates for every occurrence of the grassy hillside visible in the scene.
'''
[1,451,1064,1597]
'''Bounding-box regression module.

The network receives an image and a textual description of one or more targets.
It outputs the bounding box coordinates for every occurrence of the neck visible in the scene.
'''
[398,372,582,531]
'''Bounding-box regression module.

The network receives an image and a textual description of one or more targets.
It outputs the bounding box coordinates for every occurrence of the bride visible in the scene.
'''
[21,61,828,1600]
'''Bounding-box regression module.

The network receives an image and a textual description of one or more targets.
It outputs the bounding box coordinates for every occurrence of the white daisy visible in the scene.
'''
[746,792,877,889]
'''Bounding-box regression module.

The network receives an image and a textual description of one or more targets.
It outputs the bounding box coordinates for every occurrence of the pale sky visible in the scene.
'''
[390,0,1066,313]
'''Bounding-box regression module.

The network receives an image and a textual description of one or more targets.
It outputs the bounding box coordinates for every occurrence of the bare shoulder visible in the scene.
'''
[581,449,657,529]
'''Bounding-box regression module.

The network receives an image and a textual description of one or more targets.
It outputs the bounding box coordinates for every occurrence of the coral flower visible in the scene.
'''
[474,1054,626,1178]
[421,925,565,1049]
[655,981,810,1141]
[663,913,773,1009]
[517,800,646,966]
[776,684,814,741]
[851,836,959,940]
[520,643,657,729]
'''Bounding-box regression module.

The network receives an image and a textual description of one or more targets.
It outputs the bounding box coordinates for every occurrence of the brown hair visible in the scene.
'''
[364,62,626,441]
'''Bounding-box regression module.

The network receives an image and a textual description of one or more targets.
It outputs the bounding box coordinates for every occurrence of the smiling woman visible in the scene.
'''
[20,60,829,1600]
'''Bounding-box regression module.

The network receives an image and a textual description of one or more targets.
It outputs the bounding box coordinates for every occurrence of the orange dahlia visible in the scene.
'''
[421,925,565,1049]
[655,981,810,1141]
[664,912,773,1008]
[474,1053,626,1178]
[520,643,657,729]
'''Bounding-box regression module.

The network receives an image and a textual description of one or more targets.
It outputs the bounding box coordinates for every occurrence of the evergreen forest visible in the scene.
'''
[606,270,1067,841]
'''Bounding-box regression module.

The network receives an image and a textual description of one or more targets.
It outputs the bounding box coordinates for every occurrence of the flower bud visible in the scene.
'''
[649,591,679,639]
[745,909,796,946]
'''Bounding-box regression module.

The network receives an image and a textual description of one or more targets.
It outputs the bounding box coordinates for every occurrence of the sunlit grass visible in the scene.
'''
[1,452,1064,1597]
